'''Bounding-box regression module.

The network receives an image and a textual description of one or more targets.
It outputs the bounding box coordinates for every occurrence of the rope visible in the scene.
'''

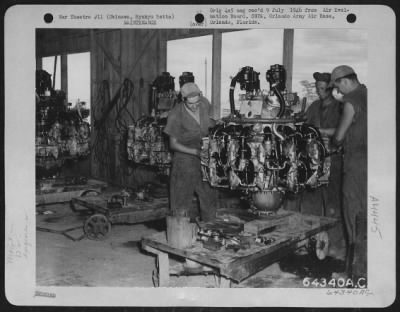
[91,79,135,179]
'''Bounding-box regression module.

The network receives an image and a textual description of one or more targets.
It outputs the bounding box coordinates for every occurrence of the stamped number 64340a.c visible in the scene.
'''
[302,277,367,289]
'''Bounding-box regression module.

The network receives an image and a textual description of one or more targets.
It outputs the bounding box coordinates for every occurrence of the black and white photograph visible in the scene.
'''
[4,4,396,307]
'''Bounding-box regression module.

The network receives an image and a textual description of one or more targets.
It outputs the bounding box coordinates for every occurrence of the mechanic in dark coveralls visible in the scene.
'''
[303,72,342,216]
[303,72,344,251]
[328,65,367,279]
[164,82,218,222]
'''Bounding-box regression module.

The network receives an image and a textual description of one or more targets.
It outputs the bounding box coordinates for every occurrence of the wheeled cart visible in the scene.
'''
[71,192,169,240]
[36,178,107,206]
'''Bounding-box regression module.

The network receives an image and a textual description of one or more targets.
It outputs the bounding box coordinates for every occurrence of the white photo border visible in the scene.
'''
[4,4,396,307]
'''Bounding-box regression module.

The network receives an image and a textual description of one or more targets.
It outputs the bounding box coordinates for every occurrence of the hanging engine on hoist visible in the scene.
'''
[201,65,330,212]
[127,72,198,173]
[127,72,177,173]
[127,116,171,173]
[35,70,91,178]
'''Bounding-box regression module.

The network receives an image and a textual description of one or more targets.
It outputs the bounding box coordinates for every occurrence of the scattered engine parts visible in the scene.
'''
[107,189,131,209]
[307,231,330,260]
[197,224,276,252]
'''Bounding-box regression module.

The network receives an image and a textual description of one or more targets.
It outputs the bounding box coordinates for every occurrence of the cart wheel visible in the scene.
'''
[152,269,159,287]
[70,190,100,213]
[315,231,329,260]
[84,214,111,240]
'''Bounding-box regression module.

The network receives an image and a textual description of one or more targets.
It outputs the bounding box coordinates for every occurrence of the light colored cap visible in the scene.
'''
[328,65,355,87]
[180,82,200,98]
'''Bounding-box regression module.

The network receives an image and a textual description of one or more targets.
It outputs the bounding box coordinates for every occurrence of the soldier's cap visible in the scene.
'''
[180,82,201,98]
[328,65,356,87]
[313,72,331,84]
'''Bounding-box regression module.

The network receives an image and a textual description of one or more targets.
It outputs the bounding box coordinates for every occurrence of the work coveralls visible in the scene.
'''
[164,97,217,222]
[341,84,368,278]
[303,97,343,219]
[284,98,344,249]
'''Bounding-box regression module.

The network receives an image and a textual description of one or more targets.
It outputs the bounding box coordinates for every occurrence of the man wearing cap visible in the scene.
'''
[164,82,217,222]
[301,72,344,249]
[306,72,342,131]
[329,65,367,280]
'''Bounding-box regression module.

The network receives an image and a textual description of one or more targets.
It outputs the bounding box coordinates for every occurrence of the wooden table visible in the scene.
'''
[142,211,338,287]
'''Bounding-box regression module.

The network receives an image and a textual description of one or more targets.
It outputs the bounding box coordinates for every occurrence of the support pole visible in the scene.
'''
[283,29,294,93]
[211,30,222,119]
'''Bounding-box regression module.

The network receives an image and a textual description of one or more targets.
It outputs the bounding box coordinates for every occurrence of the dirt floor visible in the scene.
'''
[36,201,346,288]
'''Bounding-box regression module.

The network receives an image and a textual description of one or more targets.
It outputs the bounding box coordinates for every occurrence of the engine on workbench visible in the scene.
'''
[36,70,91,179]
[201,65,330,212]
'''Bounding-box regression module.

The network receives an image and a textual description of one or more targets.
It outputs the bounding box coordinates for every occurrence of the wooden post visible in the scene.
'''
[283,29,294,93]
[61,54,68,95]
[90,30,98,179]
[36,57,42,70]
[157,252,170,287]
[52,55,58,90]
[211,30,222,119]
[143,245,170,287]
[215,275,231,288]
[158,30,167,73]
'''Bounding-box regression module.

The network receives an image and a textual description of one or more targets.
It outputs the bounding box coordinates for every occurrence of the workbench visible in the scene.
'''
[142,210,338,287]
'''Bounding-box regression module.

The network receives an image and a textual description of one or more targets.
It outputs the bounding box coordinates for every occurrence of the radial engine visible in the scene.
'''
[201,65,330,211]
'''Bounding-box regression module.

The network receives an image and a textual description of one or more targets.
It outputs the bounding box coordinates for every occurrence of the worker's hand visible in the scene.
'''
[322,136,330,151]
[200,146,209,160]
[319,127,336,138]
[194,148,202,159]
[319,128,328,137]
[328,145,343,156]
[295,111,307,120]
[210,118,224,128]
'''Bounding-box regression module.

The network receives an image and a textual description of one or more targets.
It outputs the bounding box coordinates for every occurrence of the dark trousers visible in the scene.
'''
[342,157,367,279]
[170,152,217,222]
